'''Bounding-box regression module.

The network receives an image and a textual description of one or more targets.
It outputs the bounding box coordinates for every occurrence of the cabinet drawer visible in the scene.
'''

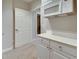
[50,41,77,57]
[36,37,42,45]
[38,37,49,48]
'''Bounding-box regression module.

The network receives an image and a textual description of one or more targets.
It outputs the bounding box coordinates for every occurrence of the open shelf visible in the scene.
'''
[44,12,61,17]
[42,1,52,6]
[44,2,60,9]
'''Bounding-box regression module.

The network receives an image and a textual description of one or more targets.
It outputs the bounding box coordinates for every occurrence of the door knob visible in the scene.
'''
[15,29,19,31]
[2,33,5,36]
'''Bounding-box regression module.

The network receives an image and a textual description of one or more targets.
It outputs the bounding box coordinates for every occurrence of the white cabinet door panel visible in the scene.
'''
[36,45,49,59]
[50,51,69,59]
[62,0,73,13]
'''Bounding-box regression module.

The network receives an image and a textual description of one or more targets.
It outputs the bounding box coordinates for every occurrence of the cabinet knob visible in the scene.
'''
[15,29,19,31]
[49,47,52,49]
[58,46,63,51]
[47,47,52,49]
[47,47,49,48]
[59,46,62,48]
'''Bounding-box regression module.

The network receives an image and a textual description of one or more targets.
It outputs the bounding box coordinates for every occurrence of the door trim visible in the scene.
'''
[12,0,15,49]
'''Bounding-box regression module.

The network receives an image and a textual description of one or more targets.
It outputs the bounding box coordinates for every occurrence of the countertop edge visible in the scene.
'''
[37,33,77,47]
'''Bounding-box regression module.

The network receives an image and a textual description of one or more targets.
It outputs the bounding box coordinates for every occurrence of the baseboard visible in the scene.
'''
[2,47,13,53]
[2,39,37,53]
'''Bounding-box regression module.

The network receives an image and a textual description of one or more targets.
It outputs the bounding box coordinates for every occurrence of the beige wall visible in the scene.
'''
[41,15,77,39]
[2,0,13,49]
[2,0,31,50]
[31,0,41,11]
[49,15,77,33]
[14,0,30,10]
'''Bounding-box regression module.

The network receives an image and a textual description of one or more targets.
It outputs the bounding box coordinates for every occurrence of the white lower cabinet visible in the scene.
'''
[36,45,49,59]
[37,37,77,59]
[50,50,69,59]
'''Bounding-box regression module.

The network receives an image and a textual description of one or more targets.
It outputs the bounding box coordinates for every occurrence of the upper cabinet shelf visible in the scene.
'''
[44,1,62,17]
[41,0,77,17]
[42,0,60,4]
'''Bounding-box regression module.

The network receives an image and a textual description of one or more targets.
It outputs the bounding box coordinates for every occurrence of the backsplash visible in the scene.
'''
[41,15,77,39]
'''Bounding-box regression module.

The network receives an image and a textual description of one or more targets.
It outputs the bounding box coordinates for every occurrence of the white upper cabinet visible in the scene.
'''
[62,0,77,14]
[42,0,62,17]
[41,0,77,17]
[62,0,73,13]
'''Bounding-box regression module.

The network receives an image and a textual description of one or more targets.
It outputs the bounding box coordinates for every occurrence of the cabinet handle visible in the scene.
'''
[64,0,67,1]
[47,47,52,50]
[59,46,62,48]
[15,29,19,31]
[58,46,63,51]
[47,47,49,48]
[49,47,52,49]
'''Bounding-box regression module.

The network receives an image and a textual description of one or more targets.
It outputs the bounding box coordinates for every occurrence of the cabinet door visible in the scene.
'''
[36,45,49,59]
[42,0,61,3]
[50,51,69,59]
[62,0,73,13]
[42,0,52,3]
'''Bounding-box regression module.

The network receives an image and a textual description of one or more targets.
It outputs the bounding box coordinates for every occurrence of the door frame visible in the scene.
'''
[37,14,41,34]
[12,0,15,49]
[12,2,41,49]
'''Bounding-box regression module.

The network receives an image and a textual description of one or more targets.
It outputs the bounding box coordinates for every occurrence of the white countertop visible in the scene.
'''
[38,33,77,47]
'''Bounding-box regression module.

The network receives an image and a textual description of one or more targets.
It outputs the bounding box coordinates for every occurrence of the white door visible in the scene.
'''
[15,8,32,48]
[36,45,49,59]
[50,51,69,59]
